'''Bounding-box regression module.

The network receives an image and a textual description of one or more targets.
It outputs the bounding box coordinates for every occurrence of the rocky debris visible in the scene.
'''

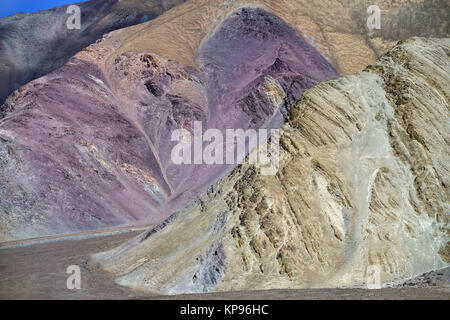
[0,0,187,104]
[95,37,449,295]
[0,1,447,241]
[0,7,337,241]
[0,231,448,299]
[387,267,450,288]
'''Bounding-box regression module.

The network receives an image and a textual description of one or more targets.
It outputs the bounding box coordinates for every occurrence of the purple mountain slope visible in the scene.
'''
[0,8,337,241]
[0,0,187,105]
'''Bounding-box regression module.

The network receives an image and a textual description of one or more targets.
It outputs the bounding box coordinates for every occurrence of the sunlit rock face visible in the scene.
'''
[158,8,338,211]
[95,38,449,295]
[0,0,187,104]
[0,7,337,241]
[197,8,337,126]
[0,0,447,241]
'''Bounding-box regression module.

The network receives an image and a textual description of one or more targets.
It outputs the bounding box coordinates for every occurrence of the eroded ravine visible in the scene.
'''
[0,7,338,241]
[95,38,449,294]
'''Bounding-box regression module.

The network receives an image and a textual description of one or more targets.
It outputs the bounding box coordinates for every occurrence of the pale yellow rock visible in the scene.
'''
[94,37,449,294]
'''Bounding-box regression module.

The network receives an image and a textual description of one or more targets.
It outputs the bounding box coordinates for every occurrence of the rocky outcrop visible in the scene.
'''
[104,0,448,76]
[0,0,447,241]
[0,0,187,104]
[95,38,449,294]
[0,7,337,241]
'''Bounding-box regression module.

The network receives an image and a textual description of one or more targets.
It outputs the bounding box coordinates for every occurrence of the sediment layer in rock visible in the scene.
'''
[95,37,449,294]
[0,0,448,241]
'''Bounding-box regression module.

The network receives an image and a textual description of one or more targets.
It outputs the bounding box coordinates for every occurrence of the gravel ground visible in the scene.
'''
[0,231,448,300]
[387,267,450,289]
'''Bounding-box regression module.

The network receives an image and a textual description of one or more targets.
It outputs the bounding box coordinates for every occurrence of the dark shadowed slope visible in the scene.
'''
[0,0,187,104]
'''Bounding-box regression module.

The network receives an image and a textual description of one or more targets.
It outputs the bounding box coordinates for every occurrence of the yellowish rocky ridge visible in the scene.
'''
[95,38,449,294]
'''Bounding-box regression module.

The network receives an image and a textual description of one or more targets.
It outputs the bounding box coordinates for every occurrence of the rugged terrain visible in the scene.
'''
[102,0,448,75]
[0,0,448,241]
[0,7,338,241]
[0,230,448,299]
[0,0,188,104]
[95,37,449,294]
